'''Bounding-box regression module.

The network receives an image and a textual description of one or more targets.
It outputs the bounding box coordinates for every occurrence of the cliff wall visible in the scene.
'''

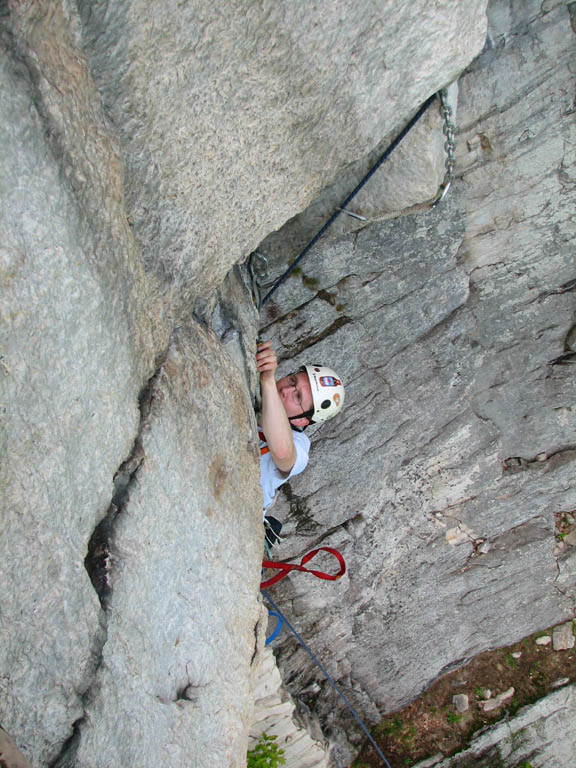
[1,1,574,767]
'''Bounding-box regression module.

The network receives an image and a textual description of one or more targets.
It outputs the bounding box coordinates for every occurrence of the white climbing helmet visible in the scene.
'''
[302,365,345,423]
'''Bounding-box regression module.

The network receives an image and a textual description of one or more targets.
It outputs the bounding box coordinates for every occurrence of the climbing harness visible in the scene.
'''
[261,546,346,589]
[248,88,456,310]
[261,590,393,768]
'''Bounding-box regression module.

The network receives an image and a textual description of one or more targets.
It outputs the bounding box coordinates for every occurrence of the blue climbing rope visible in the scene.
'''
[265,609,283,646]
[261,92,437,307]
[261,590,393,768]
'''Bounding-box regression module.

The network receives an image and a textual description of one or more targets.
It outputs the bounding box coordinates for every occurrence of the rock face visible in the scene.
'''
[258,0,576,763]
[75,323,263,768]
[0,20,154,763]
[250,640,330,768]
[1,1,491,767]
[76,0,487,310]
[413,685,576,768]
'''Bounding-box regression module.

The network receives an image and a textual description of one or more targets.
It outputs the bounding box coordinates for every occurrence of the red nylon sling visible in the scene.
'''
[261,546,346,589]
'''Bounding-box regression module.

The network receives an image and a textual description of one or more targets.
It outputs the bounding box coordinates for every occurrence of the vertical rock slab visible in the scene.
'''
[1,5,162,765]
[250,645,330,768]
[0,32,154,768]
[2,2,277,765]
[256,2,576,763]
[75,323,263,768]
[77,0,488,304]
[259,83,460,267]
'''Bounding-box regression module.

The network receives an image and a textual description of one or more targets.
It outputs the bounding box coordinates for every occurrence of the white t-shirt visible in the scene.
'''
[259,428,310,514]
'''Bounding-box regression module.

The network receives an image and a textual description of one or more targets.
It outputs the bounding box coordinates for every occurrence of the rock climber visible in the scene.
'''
[256,340,344,547]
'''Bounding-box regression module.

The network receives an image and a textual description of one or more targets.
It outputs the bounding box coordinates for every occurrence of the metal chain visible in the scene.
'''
[248,250,269,410]
[248,250,269,312]
[249,89,453,312]
[433,88,457,205]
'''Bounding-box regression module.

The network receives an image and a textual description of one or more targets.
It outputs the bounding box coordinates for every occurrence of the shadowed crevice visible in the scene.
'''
[84,338,175,606]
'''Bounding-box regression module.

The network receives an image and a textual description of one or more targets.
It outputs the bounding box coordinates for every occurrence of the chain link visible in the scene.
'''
[433,88,457,205]
[248,250,269,312]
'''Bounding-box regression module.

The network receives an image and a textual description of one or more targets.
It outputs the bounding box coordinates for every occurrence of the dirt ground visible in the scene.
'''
[352,620,576,768]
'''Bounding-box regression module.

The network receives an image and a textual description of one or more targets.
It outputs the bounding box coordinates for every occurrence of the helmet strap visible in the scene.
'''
[288,408,314,429]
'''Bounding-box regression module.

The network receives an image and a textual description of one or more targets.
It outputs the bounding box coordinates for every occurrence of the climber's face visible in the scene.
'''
[276,371,313,421]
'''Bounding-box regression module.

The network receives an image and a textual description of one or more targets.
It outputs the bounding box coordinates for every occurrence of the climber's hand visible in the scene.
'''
[256,341,278,384]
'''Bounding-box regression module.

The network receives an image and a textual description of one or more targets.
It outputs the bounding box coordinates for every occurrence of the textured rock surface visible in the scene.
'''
[0,729,32,768]
[0,21,154,763]
[260,83,460,270]
[76,0,487,309]
[2,0,574,766]
[74,323,263,768]
[552,621,575,651]
[1,3,259,766]
[258,1,576,763]
[413,685,576,768]
[250,641,330,768]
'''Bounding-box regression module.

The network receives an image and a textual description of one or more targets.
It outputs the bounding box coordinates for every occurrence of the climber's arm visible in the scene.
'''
[256,341,296,474]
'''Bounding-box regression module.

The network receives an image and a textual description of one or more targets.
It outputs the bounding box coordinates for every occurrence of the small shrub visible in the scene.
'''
[376,715,403,737]
[301,273,319,289]
[247,733,286,768]
[446,711,462,724]
[403,725,417,746]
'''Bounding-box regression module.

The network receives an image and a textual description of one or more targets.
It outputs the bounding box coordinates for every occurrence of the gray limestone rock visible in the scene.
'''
[452,694,469,713]
[479,687,515,712]
[1,0,573,766]
[552,622,575,651]
[1,4,262,766]
[257,1,576,762]
[250,641,330,768]
[76,0,488,304]
[535,635,552,646]
[0,729,31,768]
[259,83,461,272]
[0,26,153,765]
[414,685,576,768]
[74,323,263,768]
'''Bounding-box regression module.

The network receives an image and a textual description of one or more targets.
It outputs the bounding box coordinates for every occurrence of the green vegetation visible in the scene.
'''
[375,716,404,738]
[302,274,319,289]
[504,652,517,668]
[247,733,286,768]
[355,621,576,768]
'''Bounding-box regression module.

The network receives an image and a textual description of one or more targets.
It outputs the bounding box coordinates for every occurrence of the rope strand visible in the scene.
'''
[261,590,393,768]
[261,93,437,307]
